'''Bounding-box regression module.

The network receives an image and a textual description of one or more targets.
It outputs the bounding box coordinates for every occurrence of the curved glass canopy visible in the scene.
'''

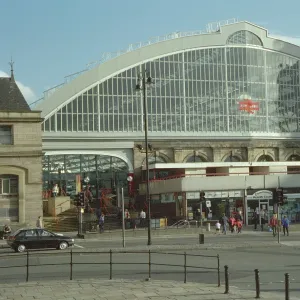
[43,46,300,134]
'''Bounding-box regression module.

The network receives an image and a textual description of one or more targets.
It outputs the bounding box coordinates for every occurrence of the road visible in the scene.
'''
[0,231,299,297]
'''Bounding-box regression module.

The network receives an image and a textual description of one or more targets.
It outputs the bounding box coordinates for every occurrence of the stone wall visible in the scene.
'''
[0,111,43,226]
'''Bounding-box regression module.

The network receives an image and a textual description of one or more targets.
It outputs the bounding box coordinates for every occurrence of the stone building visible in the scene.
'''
[0,66,43,225]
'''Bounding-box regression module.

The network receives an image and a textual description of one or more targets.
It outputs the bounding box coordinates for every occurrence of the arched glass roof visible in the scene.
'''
[227,30,263,46]
[42,45,300,135]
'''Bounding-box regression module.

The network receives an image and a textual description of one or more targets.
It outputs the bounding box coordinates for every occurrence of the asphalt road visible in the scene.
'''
[0,231,299,297]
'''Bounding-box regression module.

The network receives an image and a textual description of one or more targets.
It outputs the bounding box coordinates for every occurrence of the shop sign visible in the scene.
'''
[205,190,242,199]
[186,192,200,199]
[247,190,273,200]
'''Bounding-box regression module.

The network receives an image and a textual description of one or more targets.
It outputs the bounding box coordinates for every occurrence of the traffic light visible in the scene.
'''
[276,188,284,205]
[200,191,205,202]
[77,192,84,207]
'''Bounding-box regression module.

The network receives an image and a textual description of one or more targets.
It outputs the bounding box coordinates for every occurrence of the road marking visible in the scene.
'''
[280,241,300,247]
[74,244,84,248]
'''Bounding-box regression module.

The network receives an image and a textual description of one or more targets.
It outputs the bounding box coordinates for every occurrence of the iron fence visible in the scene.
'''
[0,250,220,285]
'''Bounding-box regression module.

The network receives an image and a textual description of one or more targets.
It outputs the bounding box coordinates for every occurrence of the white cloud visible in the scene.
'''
[0,70,36,104]
[270,34,300,46]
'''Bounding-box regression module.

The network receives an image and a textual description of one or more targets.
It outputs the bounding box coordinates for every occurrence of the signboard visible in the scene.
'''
[206,200,211,208]
[247,190,273,200]
[205,190,242,199]
[239,99,259,114]
[186,192,200,199]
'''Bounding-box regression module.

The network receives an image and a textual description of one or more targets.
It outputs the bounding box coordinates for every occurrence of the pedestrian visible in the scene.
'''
[282,215,290,236]
[36,216,43,228]
[252,211,259,230]
[99,213,105,233]
[221,213,228,235]
[215,221,221,235]
[52,184,59,197]
[140,209,146,227]
[229,215,236,233]
[260,209,266,231]
[269,214,278,237]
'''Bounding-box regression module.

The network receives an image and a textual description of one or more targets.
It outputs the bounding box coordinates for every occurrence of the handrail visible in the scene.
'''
[142,169,300,183]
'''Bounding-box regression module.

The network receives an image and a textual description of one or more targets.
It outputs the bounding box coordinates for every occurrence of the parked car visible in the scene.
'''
[7,228,75,253]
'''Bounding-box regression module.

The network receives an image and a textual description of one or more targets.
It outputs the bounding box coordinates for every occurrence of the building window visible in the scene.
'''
[0,126,12,145]
[288,154,300,161]
[0,175,18,194]
[186,155,207,163]
[257,155,274,162]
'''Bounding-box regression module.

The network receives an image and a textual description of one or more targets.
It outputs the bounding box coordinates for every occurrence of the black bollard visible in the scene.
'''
[199,233,204,244]
[285,273,290,300]
[255,269,260,298]
[224,265,229,294]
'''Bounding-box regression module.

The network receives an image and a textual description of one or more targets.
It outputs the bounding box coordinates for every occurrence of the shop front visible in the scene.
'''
[281,188,300,223]
[245,190,274,226]
[186,190,244,221]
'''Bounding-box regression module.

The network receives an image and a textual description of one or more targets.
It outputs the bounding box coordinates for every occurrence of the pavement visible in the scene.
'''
[0,278,297,300]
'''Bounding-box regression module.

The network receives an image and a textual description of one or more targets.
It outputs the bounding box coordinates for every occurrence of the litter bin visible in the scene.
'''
[199,233,204,244]
[206,223,211,232]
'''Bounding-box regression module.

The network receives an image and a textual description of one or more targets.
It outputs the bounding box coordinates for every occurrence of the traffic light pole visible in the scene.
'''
[277,205,280,244]
[200,201,203,228]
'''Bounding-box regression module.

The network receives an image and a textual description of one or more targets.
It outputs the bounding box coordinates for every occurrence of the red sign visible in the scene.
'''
[239,99,259,114]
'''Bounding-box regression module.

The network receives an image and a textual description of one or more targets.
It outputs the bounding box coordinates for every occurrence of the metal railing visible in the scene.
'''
[142,169,300,183]
[0,249,220,286]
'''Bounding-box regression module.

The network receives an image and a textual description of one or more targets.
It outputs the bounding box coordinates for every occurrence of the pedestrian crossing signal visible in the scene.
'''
[200,191,205,202]
[276,188,284,205]
[77,192,84,207]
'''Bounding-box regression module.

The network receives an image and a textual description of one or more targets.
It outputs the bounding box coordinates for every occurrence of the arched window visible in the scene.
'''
[227,30,263,46]
[186,155,207,163]
[224,155,241,162]
[288,154,300,161]
[257,155,274,162]
[148,155,166,164]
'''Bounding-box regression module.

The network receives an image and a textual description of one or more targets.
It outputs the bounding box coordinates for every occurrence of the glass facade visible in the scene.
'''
[42,154,129,198]
[43,31,300,135]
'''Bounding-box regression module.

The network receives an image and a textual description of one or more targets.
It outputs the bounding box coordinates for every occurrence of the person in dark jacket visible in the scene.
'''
[282,216,290,236]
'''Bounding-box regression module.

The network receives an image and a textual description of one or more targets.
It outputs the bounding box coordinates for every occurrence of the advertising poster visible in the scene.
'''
[75,175,81,193]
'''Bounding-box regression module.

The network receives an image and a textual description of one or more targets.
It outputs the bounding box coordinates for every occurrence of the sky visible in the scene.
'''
[1,0,300,105]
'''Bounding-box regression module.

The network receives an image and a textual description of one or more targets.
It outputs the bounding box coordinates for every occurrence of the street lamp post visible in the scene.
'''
[136,71,153,246]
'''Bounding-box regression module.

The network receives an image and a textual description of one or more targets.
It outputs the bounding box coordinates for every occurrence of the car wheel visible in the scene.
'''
[17,244,26,253]
[58,241,68,250]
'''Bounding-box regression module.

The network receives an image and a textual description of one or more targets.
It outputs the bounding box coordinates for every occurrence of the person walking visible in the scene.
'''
[36,216,43,228]
[269,214,278,237]
[282,215,290,236]
[140,209,146,227]
[221,213,228,235]
[99,213,105,233]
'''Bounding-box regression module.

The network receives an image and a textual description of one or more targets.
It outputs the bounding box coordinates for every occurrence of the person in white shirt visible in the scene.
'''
[215,221,221,234]
[52,184,59,197]
[140,210,146,227]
